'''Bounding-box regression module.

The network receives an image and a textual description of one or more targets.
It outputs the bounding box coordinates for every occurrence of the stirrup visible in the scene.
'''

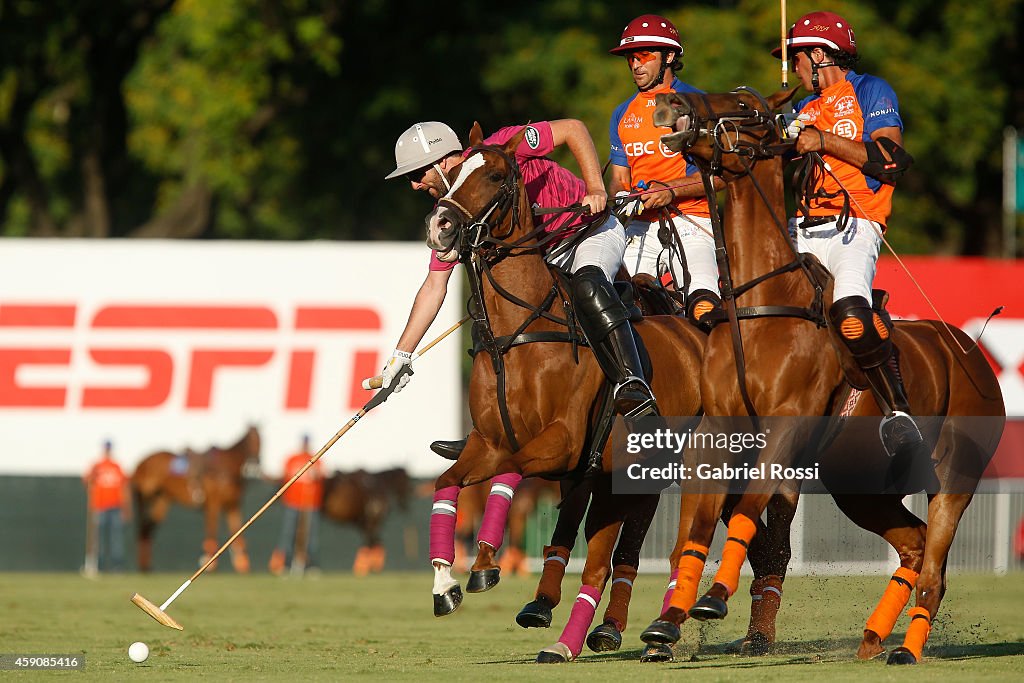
[613,377,659,418]
[879,411,923,458]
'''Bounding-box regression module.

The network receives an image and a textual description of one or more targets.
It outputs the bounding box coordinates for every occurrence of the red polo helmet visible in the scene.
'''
[772,10,857,58]
[609,14,683,56]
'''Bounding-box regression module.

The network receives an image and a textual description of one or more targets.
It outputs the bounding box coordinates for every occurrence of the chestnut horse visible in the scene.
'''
[640,88,1004,665]
[321,467,413,574]
[422,123,706,663]
[132,425,261,572]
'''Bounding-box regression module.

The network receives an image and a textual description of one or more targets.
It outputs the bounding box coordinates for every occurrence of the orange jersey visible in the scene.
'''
[794,71,903,226]
[281,452,324,510]
[610,78,710,220]
[86,459,127,511]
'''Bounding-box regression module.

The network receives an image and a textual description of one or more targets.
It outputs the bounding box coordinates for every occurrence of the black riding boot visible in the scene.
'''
[571,266,658,418]
[829,296,923,458]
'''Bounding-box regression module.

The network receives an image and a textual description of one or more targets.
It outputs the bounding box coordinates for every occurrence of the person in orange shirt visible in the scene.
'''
[82,439,130,573]
[608,14,723,330]
[775,10,921,459]
[269,434,324,575]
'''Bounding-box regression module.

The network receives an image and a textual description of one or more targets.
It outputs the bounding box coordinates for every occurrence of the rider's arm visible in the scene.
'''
[549,118,608,214]
[610,164,632,195]
[395,267,453,353]
[796,125,903,170]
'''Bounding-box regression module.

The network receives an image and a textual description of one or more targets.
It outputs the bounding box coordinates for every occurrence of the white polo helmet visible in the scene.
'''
[385,121,463,180]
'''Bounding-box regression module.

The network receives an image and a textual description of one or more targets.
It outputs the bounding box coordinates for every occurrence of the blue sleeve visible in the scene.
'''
[609,100,629,167]
[856,75,902,135]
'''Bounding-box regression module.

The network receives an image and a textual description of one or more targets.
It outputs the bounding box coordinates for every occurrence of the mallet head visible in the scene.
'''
[130,592,184,630]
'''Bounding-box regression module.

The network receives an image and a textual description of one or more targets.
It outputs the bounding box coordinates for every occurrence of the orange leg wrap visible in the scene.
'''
[669,542,709,612]
[713,514,757,596]
[535,545,571,605]
[353,546,371,576]
[901,606,932,662]
[865,567,919,641]
[603,564,638,631]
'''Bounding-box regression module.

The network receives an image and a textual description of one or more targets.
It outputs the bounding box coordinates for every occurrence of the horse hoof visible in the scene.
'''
[516,597,554,629]
[640,619,681,645]
[466,567,500,593]
[536,642,572,663]
[887,647,918,665]
[639,643,674,663]
[688,594,728,621]
[433,585,463,617]
[745,632,771,656]
[586,622,622,652]
[722,636,745,654]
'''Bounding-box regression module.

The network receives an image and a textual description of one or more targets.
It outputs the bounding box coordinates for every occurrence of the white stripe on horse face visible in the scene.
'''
[444,153,487,199]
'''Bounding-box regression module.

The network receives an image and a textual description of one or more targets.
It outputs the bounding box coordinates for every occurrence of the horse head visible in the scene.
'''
[240,424,261,478]
[425,123,533,263]
[653,87,799,175]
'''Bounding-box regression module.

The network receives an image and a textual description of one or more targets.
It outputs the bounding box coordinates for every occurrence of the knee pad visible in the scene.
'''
[685,288,722,331]
[571,265,629,342]
[828,295,891,368]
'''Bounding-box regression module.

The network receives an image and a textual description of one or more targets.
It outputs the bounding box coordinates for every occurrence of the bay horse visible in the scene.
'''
[321,467,412,574]
[422,123,706,663]
[132,425,261,573]
[639,87,1005,665]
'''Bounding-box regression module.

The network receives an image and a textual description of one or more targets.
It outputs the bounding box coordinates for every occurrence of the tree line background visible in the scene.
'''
[1,0,1021,255]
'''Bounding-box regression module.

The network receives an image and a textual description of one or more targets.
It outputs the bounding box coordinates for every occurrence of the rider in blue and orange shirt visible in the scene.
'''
[776,10,921,457]
[609,14,723,330]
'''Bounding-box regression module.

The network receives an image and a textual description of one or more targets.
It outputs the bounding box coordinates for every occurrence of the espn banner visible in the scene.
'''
[0,240,462,477]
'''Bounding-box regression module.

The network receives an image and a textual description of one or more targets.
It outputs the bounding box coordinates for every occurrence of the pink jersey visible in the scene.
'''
[429,122,586,271]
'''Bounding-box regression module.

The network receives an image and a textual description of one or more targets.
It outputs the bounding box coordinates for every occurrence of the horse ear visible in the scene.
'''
[469,122,484,147]
[768,86,801,110]
[503,126,528,153]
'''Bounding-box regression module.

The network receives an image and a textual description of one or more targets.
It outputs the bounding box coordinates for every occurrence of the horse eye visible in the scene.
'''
[489,172,504,183]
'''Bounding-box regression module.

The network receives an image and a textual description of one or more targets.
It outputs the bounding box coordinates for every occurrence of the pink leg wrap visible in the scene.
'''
[661,568,680,615]
[476,473,522,550]
[558,584,603,658]
[429,485,460,565]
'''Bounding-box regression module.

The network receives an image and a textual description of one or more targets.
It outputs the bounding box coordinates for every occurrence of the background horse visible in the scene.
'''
[642,88,1004,665]
[321,467,412,575]
[132,425,261,572]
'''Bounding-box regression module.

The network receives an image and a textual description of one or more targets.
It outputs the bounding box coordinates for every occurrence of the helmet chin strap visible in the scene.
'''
[638,51,673,92]
[810,58,837,96]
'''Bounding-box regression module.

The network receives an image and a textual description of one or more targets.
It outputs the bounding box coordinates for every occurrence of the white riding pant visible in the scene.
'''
[546,213,626,282]
[789,215,883,303]
[622,214,719,296]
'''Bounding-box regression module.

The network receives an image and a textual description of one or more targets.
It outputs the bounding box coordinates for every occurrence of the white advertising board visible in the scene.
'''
[0,239,462,477]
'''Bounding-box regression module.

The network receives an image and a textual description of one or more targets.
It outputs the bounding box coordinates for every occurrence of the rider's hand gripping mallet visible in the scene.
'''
[361,315,469,390]
[130,364,414,630]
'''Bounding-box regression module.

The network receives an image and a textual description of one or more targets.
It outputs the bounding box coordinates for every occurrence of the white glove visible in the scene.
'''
[613,190,643,220]
[783,113,812,140]
[381,349,414,392]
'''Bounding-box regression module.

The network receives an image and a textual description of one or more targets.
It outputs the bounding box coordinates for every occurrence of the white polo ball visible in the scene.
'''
[128,641,149,663]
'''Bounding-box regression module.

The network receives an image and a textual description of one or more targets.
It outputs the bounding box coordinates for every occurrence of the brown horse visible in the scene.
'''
[422,123,707,663]
[321,467,412,574]
[639,88,1005,665]
[132,425,261,573]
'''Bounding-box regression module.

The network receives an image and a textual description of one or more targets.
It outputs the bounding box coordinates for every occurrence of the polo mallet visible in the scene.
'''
[361,315,469,390]
[130,366,415,630]
[780,0,789,88]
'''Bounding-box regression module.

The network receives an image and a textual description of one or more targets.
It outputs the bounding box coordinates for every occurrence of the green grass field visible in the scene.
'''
[2,572,1023,681]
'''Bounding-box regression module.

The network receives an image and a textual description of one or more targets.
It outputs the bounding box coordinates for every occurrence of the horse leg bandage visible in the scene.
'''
[865,567,919,640]
[669,542,709,612]
[660,568,680,615]
[900,606,932,662]
[476,473,522,550]
[558,584,603,659]
[536,545,571,605]
[429,486,460,565]
[714,514,757,596]
[603,564,638,631]
[747,575,783,641]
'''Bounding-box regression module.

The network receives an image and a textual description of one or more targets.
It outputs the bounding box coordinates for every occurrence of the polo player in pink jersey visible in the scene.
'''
[377,119,658,421]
